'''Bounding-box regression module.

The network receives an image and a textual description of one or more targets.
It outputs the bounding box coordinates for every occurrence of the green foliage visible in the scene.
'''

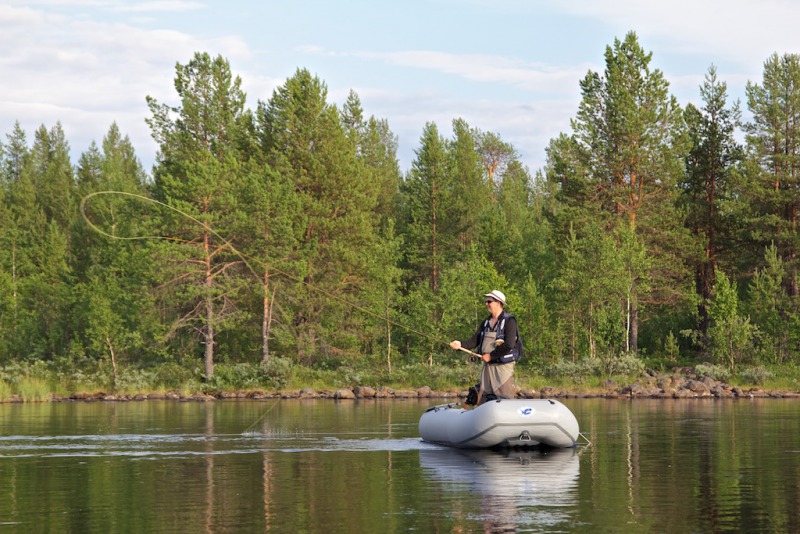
[17,376,51,401]
[113,367,159,394]
[602,353,647,377]
[542,352,646,384]
[207,360,293,391]
[543,359,602,384]
[4,39,800,390]
[695,362,732,382]
[747,245,799,363]
[363,362,475,390]
[738,366,775,386]
[663,331,680,362]
[0,379,11,400]
[707,270,758,370]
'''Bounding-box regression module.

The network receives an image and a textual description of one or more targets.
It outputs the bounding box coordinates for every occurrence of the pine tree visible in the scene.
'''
[475,129,517,201]
[0,123,77,360]
[256,69,383,364]
[546,31,689,353]
[146,52,250,379]
[28,123,76,230]
[340,91,404,363]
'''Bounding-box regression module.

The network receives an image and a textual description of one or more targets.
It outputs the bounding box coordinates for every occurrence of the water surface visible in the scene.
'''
[1,398,798,532]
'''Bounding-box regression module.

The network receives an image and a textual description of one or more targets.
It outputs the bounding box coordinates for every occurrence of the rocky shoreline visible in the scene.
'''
[5,368,799,402]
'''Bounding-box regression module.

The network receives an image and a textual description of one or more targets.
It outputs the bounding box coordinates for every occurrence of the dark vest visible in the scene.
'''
[477,311,522,364]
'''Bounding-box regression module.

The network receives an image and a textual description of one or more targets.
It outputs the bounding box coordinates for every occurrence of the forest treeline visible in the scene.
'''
[2,32,800,389]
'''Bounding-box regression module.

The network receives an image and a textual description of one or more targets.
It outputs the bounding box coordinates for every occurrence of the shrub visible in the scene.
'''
[543,359,602,384]
[263,358,293,390]
[153,362,195,389]
[695,362,731,382]
[663,331,680,362]
[603,353,646,377]
[210,363,269,390]
[115,367,160,393]
[738,366,774,386]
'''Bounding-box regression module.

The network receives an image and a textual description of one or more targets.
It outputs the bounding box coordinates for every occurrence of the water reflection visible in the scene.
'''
[419,447,580,531]
[3,399,799,532]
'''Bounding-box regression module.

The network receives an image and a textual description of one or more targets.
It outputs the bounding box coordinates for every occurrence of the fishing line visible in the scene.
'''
[82,190,483,436]
[241,399,282,435]
[80,191,474,356]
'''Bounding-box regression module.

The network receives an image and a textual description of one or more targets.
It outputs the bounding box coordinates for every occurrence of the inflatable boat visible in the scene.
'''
[419,398,580,448]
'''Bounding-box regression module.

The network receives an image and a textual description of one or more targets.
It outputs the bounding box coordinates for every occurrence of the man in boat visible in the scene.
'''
[449,290,522,405]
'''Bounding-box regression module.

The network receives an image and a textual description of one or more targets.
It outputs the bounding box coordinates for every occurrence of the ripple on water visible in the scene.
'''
[0,432,438,458]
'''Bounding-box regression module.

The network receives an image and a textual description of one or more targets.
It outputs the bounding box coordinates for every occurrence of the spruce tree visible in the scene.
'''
[73,124,153,377]
[681,66,743,342]
[744,53,800,296]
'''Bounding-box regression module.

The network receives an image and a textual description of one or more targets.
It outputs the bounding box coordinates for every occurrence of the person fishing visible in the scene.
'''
[449,290,522,405]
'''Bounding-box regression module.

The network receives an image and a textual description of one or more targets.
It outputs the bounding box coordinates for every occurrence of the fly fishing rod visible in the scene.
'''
[80,191,479,361]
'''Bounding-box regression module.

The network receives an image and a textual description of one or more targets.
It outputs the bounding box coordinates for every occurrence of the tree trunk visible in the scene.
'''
[385,292,392,374]
[106,335,118,386]
[204,230,215,380]
[262,269,273,365]
[205,296,215,379]
[630,306,639,354]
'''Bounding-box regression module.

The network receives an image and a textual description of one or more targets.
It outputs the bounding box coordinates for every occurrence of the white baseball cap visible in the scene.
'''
[483,290,506,305]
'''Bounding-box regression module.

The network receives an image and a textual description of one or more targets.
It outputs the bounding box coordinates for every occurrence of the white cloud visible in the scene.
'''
[349,49,590,95]
[114,1,206,13]
[0,3,249,171]
[5,0,796,179]
[3,0,204,9]
[556,0,800,67]
[355,85,579,173]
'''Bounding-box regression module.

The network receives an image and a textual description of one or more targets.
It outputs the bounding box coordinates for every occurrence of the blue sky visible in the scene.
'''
[3,0,800,175]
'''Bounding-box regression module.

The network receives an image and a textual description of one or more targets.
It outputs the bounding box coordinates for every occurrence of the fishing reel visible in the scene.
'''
[465,384,479,406]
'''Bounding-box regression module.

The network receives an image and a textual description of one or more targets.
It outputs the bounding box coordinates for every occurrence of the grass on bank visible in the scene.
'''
[0,356,799,401]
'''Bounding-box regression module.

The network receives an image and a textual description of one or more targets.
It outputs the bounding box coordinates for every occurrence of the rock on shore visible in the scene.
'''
[8,367,799,403]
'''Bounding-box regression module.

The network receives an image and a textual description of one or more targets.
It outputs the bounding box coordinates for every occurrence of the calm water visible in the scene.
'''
[0,398,799,533]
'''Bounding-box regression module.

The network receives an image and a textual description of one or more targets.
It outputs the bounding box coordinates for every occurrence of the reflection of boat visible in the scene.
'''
[419,399,580,448]
[419,447,580,508]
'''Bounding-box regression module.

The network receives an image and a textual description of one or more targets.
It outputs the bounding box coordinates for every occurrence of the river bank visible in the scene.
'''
[3,369,799,403]
[2,362,799,403]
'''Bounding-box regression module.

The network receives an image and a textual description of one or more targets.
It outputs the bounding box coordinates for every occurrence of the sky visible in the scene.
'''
[2,0,800,176]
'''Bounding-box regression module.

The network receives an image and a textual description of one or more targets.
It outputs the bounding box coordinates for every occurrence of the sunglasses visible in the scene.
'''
[485,300,496,304]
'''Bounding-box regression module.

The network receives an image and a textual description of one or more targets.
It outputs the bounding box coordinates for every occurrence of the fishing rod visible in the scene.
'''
[80,191,478,361]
